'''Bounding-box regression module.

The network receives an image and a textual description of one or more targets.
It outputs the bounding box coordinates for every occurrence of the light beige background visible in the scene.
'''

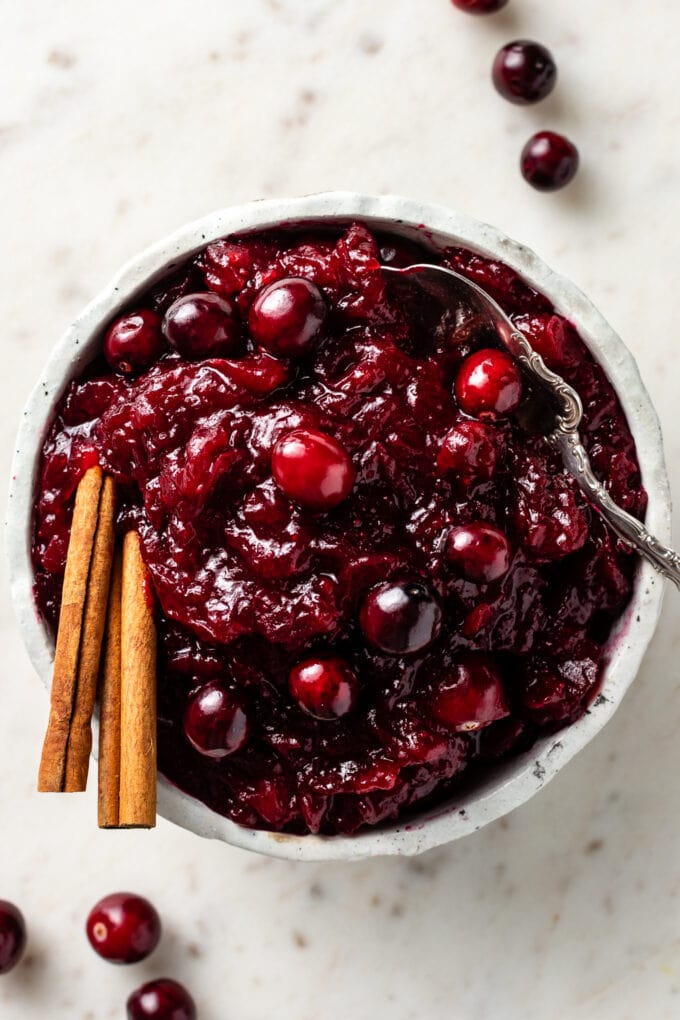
[1,2,679,1018]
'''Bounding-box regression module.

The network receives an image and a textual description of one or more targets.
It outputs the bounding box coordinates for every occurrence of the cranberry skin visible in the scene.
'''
[104,310,164,375]
[289,657,359,720]
[249,278,327,358]
[183,681,249,758]
[521,132,580,192]
[86,893,161,964]
[0,901,26,975]
[360,580,442,656]
[451,0,508,13]
[437,420,500,482]
[492,41,557,105]
[163,292,240,358]
[455,349,522,419]
[272,429,355,510]
[446,523,512,583]
[431,655,509,732]
[127,979,196,1020]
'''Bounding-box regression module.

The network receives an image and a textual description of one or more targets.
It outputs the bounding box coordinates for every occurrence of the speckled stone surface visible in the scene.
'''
[1,1,680,1018]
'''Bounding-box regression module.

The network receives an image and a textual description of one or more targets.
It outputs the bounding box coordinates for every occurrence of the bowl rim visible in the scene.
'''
[6,191,670,862]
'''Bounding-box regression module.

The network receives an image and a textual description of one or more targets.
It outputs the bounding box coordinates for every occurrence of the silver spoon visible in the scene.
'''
[382,263,680,587]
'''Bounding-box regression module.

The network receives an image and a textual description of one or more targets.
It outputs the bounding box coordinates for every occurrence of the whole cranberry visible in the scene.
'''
[0,901,26,975]
[521,131,580,192]
[492,41,557,105]
[104,310,164,375]
[360,580,442,656]
[455,349,522,419]
[272,429,355,510]
[446,522,512,583]
[437,420,500,482]
[451,0,508,13]
[183,681,249,758]
[249,278,327,358]
[163,292,240,358]
[289,656,359,720]
[446,522,509,587]
[86,893,161,964]
[127,978,196,1020]
[431,655,509,731]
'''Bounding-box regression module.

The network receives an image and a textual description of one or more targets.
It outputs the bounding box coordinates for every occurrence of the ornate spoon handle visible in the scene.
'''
[504,324,679,589]
[551,427,680,588]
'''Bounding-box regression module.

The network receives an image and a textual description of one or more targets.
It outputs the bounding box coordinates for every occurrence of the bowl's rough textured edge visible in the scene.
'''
[6,192,671,862]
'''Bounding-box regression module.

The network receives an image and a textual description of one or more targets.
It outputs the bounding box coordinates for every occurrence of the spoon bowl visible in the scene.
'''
[383,262,680,589]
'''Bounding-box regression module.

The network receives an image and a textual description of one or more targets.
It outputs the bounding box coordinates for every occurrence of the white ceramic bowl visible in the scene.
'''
[7,193,671,862]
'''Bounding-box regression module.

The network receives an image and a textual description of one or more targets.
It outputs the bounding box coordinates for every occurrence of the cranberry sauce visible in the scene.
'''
[32,223,646,835]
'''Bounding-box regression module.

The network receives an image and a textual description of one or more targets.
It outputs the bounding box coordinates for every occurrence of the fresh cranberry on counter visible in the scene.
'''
[249,278,327,358]
[521,131,580,191]
[104,311,164,375]
[272,429,355,510]
[86,893,161,964]
[492,40,557,105]
[183,681,250,758]
[451,0,508,13]
[0,901,26,975]
[163,292,240,358]
[360,580,442,656]
[289,657,360,720]
[127,978,197,1020]
[455,348,523,418]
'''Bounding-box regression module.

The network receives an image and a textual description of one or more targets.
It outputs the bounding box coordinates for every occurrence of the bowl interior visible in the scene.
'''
[7,193,671,861]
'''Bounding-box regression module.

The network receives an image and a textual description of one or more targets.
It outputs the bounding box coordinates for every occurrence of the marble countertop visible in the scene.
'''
[2,1,680,1017]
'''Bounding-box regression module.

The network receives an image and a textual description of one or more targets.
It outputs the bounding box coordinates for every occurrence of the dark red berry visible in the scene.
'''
[104,310,164,375]
[86,893,161,964]
[492,41,557,105]
[437,420,500,482]
[0,901,26,975]
[272,429,355,510]
[451,0,508,13]
[183,681,249,758]
[249,278,327,358]
[289,656,359,720]
[431,655,509,731]
[360,580,442,656]
[163,292,240,358]
[521,131,580,192]
[127,978,196,1020]
[455,349,523,418]
[446,522,512,583]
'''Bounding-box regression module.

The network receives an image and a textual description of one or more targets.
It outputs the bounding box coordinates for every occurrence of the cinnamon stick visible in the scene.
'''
[118,530,157,828]
[63,474,116,790]
[38,467,116,792]
[97,548,123,828]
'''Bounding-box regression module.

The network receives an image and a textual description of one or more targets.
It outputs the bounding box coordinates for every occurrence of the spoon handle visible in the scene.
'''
[551,428,680,589]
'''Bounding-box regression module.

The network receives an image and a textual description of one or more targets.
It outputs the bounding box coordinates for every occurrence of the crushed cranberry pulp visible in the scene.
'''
[33,223,646,835]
